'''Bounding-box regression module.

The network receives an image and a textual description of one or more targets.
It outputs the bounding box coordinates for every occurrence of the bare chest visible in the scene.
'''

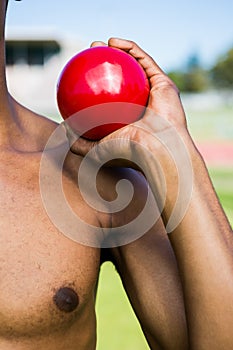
[0,159,100,339]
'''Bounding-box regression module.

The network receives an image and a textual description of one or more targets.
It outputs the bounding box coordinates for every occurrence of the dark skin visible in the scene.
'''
[69,37,233,350]
[0,1,188,349]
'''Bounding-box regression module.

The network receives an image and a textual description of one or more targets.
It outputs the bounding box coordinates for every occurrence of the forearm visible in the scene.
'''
[138,128,233,349]
[138,127,231,235]
[171,144,233,349]
[67,37,233,348]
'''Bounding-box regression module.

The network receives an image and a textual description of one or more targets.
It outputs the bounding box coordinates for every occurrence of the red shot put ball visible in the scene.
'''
[57,46,150,140]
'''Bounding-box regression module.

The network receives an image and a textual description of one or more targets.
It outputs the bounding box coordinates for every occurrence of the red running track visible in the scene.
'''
[197,142,233,167]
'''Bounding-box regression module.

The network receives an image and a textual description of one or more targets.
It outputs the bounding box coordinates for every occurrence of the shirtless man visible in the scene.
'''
[0,1,188,349]
[2,1,233,350]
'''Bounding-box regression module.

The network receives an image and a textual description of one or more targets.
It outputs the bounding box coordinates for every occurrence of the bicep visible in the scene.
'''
[108,171,188,350]
[98,166,188,348]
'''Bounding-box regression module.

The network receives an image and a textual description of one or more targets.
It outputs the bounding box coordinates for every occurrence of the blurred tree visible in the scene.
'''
[211,47,233,88]
[184,69,209,92]
[168,53,209,92]
[167,71,187,91]
[186,53,201,71]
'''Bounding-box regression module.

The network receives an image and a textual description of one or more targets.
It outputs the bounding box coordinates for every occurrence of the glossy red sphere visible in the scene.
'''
[57,46,150,140]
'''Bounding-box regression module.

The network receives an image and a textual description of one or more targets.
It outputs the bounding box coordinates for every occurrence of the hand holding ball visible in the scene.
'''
[57,46,150,140]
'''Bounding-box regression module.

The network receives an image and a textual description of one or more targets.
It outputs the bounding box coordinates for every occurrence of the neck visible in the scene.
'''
[0,0,9,104]
[0,0,47,153]
[0,35,14,135]
[0,0,19,146]
[0,39,8,103]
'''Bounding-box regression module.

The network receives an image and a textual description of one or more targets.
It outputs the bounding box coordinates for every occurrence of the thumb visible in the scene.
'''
[63,121,138,168]
[62,121,97,158]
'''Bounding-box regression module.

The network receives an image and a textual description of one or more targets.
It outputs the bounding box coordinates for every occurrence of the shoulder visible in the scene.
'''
[12,96,60,151]
[64,152,152,234]
[96,165,155,247]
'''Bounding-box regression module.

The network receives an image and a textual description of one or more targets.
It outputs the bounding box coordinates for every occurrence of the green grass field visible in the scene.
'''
[209,167,233,226]
[184,101,233,142]
[96,262,149,350]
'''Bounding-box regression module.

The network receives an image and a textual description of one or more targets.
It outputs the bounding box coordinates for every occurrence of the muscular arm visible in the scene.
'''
[114,40,233,349]
[135,125,233,349]
[110,222,188,350]
[68,38,233,349]
[112,40,233,349]
[99,167,188,350]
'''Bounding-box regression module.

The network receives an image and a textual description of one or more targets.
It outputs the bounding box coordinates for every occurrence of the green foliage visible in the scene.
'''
[168,71,187,91]
[168,53,209,92]
[168,68,209,92]
[211,48,233,88]
[168,46,233,92]
[184,68,209,92]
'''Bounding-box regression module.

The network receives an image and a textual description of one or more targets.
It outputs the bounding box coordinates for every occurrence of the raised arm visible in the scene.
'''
[67,38,233,349]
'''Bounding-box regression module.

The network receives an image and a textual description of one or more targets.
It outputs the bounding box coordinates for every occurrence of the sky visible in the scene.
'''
[5,0,233,71]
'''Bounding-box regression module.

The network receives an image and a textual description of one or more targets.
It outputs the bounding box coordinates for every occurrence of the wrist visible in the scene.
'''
[132,123,199,171]
[131,125,204,230]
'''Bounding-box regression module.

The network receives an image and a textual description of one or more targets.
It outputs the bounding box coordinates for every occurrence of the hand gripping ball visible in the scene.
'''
[57,46,150,140]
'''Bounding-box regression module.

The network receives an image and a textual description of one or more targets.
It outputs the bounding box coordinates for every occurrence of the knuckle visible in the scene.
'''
[153,74,179,93]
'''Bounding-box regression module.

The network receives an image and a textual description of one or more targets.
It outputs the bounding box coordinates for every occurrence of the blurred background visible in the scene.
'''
[5,0,233,349]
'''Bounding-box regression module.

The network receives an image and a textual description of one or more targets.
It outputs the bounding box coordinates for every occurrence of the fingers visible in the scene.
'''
[91,37,165,83]
[90,41,107,47]
[62,122,94,157]
[64,37,183,159]
[70,137,97,158]
[108,37,165,79]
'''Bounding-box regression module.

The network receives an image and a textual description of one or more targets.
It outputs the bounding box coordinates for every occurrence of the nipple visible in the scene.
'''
[53,287,79,313]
